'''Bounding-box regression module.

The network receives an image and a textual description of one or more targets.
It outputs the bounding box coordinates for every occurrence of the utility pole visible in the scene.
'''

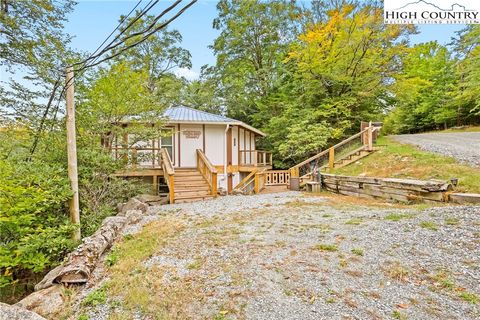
[66,67,81,241]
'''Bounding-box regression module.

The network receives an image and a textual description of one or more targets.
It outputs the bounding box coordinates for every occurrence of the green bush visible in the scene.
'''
[0,160,76,288]
[77,147,149,235]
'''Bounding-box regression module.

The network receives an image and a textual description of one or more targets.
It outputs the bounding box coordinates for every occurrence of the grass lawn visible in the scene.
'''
[331,136,480,193]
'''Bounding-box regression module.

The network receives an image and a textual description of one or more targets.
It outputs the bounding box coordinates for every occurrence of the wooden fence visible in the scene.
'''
[265,170,290,186]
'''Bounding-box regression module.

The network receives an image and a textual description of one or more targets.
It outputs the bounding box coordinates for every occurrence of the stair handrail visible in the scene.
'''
[290,126,377,178]
[160,148,175,203]
[196,149,218,197]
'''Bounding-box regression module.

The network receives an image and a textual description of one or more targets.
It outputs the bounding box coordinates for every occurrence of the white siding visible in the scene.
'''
[205,125,226,166]
[179,124,203,167]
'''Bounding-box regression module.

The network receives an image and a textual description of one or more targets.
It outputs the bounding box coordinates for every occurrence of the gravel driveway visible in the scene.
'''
[76,193,480,320]
[392,132,480,167]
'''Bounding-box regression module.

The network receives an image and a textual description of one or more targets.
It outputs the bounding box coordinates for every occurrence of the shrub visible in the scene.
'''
[0,160,76,289]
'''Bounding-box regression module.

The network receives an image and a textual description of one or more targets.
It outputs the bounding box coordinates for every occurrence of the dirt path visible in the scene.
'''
[73,193,480,320]
[392,132,480,167]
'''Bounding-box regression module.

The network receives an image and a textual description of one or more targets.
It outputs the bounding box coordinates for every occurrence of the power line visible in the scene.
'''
[85,0,144,65]
[28,77,61,158]
[75,0,182,72]
[46,0,197,134]
[56,0,165,100]
[75,0,195,72]
[70,0,160,69]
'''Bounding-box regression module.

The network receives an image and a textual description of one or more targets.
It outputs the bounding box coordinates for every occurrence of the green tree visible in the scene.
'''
[452,25,480,123]
[181,73,224,114]
[114,14,191,92]
[384,42,456,133]
[209,0,301,123]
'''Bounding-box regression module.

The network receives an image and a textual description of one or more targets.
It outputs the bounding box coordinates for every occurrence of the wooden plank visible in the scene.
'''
[449,193,480,204]
[362,184,445,202]
[321,174,451,192]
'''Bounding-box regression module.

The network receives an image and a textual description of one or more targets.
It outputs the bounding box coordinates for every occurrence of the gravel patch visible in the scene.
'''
[392,132,480,167]
[75,193,480,319]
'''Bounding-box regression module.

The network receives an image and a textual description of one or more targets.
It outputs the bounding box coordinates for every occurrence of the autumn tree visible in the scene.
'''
[264,4,413,165]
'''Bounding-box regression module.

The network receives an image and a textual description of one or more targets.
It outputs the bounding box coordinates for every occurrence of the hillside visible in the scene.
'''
[331,136,480,194]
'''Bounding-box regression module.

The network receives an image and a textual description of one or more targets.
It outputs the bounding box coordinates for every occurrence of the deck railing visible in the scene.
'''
[159,148,175,203]
[196,149,218,197]
[111,146,162,168]
[239,150,272,166]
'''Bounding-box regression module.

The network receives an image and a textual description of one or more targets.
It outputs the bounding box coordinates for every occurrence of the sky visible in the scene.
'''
[64,0,465,81]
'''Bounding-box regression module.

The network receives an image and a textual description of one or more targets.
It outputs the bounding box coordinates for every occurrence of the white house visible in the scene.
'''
[110,106,272,202]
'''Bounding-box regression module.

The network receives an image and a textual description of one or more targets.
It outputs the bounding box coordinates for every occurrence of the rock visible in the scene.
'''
[0,302,46,320]
[15,285,65,318]
[217,187,227,196]
[136,194,163,204]
[125,209,143,224]
[119,198,148,215]
[116,202,125,213]
[232,189,245,195]
[147,198,169,206]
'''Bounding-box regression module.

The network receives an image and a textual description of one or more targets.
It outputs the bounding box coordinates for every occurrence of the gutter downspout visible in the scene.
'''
[224,124,230,190]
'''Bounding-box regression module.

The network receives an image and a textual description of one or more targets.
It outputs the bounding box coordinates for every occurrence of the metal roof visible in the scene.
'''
[164,106,240,123]
[164,106,265,136]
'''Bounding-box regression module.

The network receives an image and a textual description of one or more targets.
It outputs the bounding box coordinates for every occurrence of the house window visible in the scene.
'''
[160,128,174,161]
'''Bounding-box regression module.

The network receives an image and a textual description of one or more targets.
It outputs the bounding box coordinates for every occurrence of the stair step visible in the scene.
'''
[175,181,209,187]
[175,190,212,197]
[175,177,206,183]
[175,172,203,177]
[175,195,214,204]
[175,186,210,192]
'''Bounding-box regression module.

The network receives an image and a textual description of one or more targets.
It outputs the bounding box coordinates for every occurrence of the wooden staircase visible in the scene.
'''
[173,168,215,203]
[160,148,218,204]
[325,147,377,170]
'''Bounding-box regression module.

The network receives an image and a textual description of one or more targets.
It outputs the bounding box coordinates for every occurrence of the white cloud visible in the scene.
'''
[174,67,200,81]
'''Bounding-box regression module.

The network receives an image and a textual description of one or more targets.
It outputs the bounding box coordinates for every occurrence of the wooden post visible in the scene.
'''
[66,67,80,241]
[168,175,175,204]
[367,126,373,151]
[254,173,259,194]
[328,147,335,169]
[212,172,218,197]
[269,153,273,166]
[152,175,158,194]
